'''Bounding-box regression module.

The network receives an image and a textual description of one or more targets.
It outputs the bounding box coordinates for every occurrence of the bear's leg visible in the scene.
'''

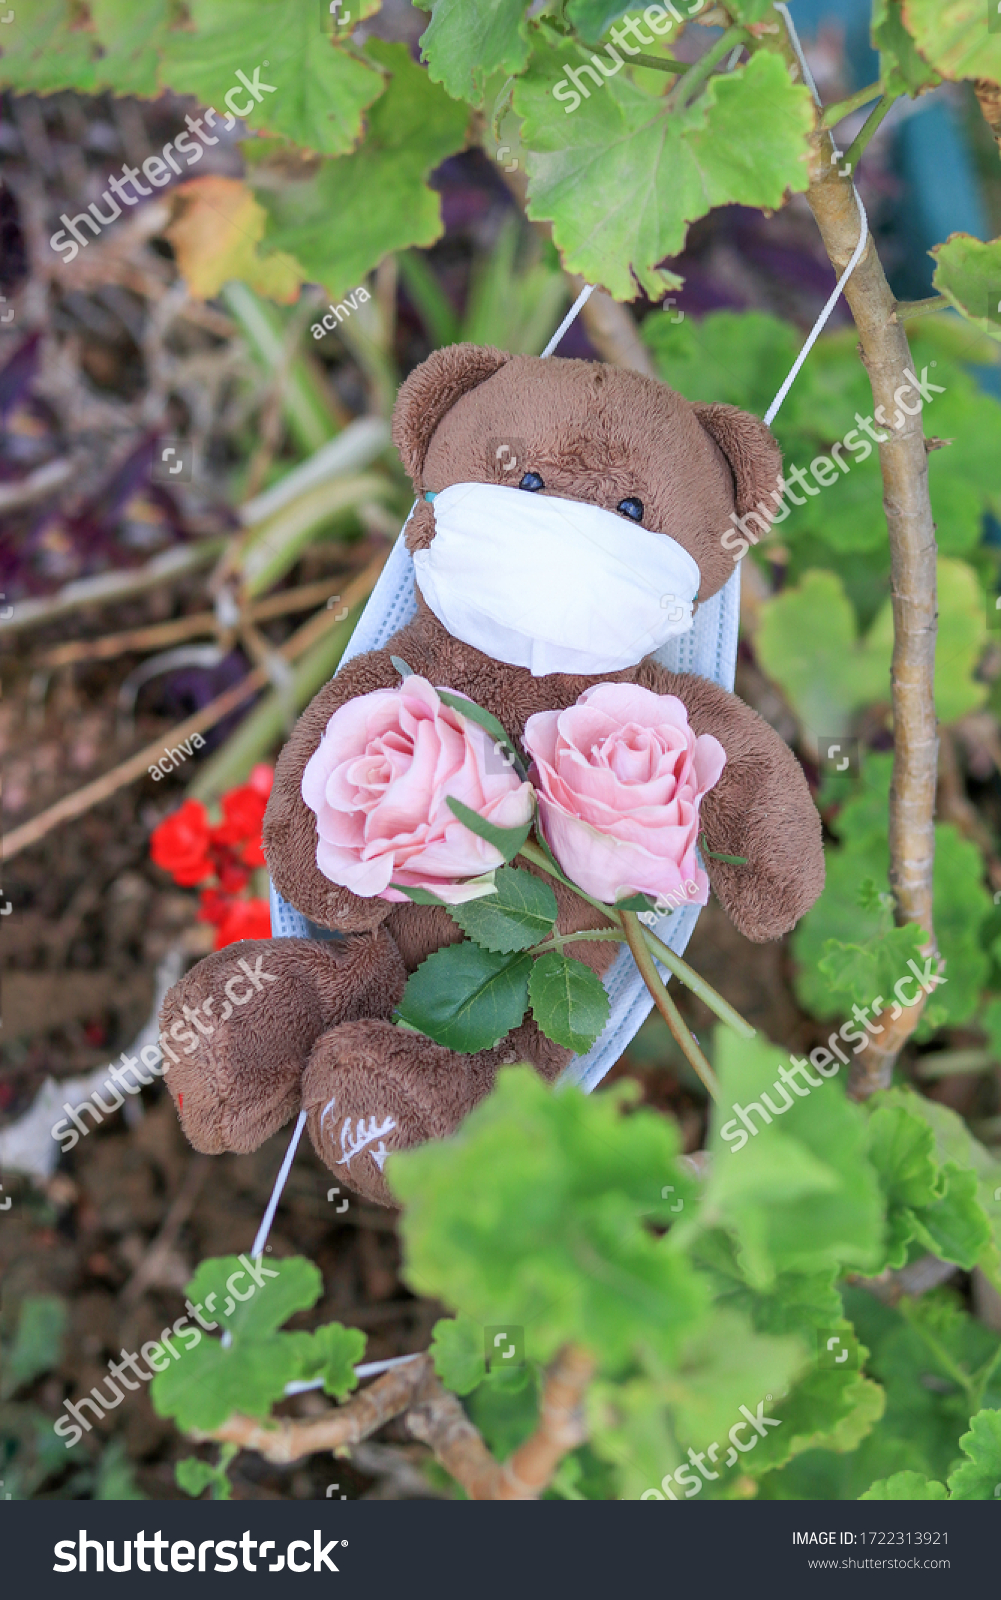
[160,931,406,1155]
[301,1016,570,1206]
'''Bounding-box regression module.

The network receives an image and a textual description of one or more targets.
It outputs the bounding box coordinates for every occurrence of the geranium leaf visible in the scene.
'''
[948,1408,1001,1498]
[529,952,611,1051]
[452,865,557,953]
[89,0,173,97]
[417,0,531,104]
[900,0,1001,86]
[286,1322,365,1399]
[151,1335,301,1431]
[0,1,99,93]
[158,0,385,157]
[860,1470,948,1500]
[932,234,1001,343]
[445,797,533,864]
[183,1254,322,1339]
[397,942,532,1051]
[166,177,304,304]
[872,0,942,95]
[430,1315,487,1395]
[258,41,468,300]
[515,45,813,300]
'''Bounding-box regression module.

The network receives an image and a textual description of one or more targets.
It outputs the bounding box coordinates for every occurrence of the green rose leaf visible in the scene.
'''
[286,1322,365,1399]
[900,0,1001,86]
[860,1470,949,1500]
[418,0,531,104]
[932,234,1001,343]
[158,0,385,157]
[529,951,611,1051]
[183,1254,322,1339]
[430,1314,487,1395]
[151,1335,302,1431]
[452,865,558,953]
[516,45,813,301]
[445,797,534,864]
[259,41,469,301]
[948,1408,1001,1498]
[436,689,528,778]
[397,942,532,1051]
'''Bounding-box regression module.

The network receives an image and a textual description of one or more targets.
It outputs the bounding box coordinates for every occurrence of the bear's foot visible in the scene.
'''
[302,1017,571,1206]
[160,931,405,1156]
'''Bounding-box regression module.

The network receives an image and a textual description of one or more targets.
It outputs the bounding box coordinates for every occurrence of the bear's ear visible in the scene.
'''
[692,402,782,518]
[392,343,510,487]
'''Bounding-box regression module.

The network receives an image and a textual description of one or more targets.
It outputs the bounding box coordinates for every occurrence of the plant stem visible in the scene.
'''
[840,90,902,174]
[529,929,626,957]
[893,295,950,322]
[629,51,687,74]
[641,928,755,1040]
[766,16,938,1097]
[672,24,746,108]
[913,1048,996,1079]
[621,913,720,1100]
[820,80,883,128]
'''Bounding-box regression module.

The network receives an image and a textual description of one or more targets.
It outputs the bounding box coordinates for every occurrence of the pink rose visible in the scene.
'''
[523,683,726,908]
[301,675,534,904]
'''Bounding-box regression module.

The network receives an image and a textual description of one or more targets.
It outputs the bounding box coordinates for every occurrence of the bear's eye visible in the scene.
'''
[617,497,644,522]
[519,471,545,492]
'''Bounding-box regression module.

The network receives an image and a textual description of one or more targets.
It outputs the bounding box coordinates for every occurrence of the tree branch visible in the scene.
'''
[765,29,939,1095]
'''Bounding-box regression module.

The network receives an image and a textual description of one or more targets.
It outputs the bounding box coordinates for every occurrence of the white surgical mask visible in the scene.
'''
[412,481,700,678]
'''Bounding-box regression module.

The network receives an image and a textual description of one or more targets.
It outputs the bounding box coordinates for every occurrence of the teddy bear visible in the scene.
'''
[159,343,824,1206]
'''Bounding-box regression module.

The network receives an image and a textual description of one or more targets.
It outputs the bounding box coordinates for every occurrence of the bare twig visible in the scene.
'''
[119,1154,211,1311]
[194,1356,434,1463]
[2,553,387,860]
[0,540,226,636]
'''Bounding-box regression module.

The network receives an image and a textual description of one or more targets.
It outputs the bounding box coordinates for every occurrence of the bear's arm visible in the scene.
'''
[264,649,405,934]
[635,660,824,942]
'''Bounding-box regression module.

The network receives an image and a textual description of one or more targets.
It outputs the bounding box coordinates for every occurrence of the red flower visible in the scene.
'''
[151,800,213,886]
[213,898,271,949]
[211,783,268,846]
[216,855,250,895]
[197,888,230,927]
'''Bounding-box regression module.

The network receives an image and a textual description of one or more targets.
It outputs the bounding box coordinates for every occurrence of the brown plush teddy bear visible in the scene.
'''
[160,344,824,1206]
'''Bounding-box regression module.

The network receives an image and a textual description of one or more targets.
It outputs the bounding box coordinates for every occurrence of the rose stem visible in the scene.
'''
[621,913,720,1101]
[640,928,756,1040]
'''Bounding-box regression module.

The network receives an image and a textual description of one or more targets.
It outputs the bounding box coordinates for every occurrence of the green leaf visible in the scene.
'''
[418,0,531,104]
[747,1363,886,1476]
[529,951,611,1051]
[175,1456,231,1500]
[95,1439,147,1500]
[872,0,942,95]
[445,797,533,864]
[258,41,469,300]
[0,1296,67,1400]
[900,0,1001,85]
[183,1255,322,1339]
[565,0,638,44]
[452,865,557,953]
[158,0,384,157]
[932,234,1001,343]
[515,45,813,300]
[948,1408,1001,1498]
[818,924,928,1013]
[0,1,98,92]
[397,942,532,1051]
[430,1315,487,1395]
[705,1030,885,1288]
[151,1335,302,1431]
[89,0,172,96]
[287,1322,365,1398]
[860,1469,948,1499]
[908,1164,993,1270]
[392,1067,706,1372]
